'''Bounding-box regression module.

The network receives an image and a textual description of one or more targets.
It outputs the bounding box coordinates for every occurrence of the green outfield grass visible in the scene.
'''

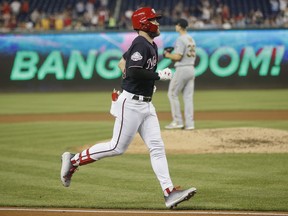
[0,89,287,210]
[0,89,288,114]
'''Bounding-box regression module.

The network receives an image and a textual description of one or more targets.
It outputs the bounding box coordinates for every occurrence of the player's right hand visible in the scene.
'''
[158,68,172,81]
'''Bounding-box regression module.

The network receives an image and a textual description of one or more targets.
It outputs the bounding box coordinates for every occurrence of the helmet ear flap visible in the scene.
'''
[140,20,151,32]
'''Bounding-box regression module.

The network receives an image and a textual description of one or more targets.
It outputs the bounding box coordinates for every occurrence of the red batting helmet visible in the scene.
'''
[131,7,162,33]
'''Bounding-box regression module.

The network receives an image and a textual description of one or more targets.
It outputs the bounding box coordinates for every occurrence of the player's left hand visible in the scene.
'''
[158,68,172,81]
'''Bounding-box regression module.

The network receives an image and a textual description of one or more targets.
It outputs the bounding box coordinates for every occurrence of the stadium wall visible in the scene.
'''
[0,29,287,92]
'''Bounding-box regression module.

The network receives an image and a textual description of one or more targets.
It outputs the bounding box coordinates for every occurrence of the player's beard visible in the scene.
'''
[148,29,160,38]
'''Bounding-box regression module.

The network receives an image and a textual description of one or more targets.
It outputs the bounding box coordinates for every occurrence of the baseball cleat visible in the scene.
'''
[184,126,195,130]
[164,187,197,209]
[61,152,77,187]
[165,121,184,129]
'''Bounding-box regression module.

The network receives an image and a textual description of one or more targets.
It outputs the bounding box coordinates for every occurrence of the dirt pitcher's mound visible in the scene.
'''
[76,127,288,154]
[126,127,288,154]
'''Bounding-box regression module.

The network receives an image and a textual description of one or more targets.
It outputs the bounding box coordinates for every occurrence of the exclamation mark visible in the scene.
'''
[271,46,285,76]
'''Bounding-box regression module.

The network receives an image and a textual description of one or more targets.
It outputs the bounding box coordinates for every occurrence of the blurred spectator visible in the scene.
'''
[85,0,95,18]
[20,0,29,20]
[30,8,40,26]
[284,6,288,27]
[10,0,21,18]
[279,0,287,14]
[55,13,64,30]
[221,4,230,21]
[222,19,232,29]
[107,14,116,29]
[173,0,184,20]
[234,12,246,28]
[194,18,205,28]
[82,11,91,28]
[201,4,211,23]
[1,0,287,32]
[253,9,264,26]
[90,11,99,28]
[49,13,56,29]
[118,13,131,29]
[75,0,85,17]
[1,1,11,15]
[63,9,72,30]
[100,0,108,8]
[270,0,280,17]
[124,8,133,20]
[1,1,11,30]
[97,6,109,28]
[40,13,50,30]
[8,14,17,29]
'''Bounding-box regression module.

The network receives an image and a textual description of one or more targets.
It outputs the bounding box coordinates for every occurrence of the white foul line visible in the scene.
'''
[0,208,288,216]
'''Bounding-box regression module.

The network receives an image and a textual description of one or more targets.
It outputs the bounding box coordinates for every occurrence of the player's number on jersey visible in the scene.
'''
[187,44,196,58]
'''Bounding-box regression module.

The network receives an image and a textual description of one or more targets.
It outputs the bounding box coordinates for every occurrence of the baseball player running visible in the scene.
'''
[164,18,196,130]
[61,7,196,209]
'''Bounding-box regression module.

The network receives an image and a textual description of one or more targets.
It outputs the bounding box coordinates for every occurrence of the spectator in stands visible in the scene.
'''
[201,4,211,23]
[101,0,108,7]
[1,0,288,32]
[284,6,288,27]
[221,4,230,22]
[20,0,29,20]
[1,1,11,15]
[90,10,99,28]
[55,13,64,31]
[49,13,56,29]
[1,1,11,30]
[118,14,130,29]
[173,0,184,20]
[63,9,72,30]
[234,12,246,28]
[40,13,50,30]
[193,17,205,28]
[215,2,223,17]
[30,8,40,26]
[107,14,116,29]
[97,6,108,28]
[270,0,280,17]
[253,9,264,26]
[8,14,17,30]
[82,11,91,28]
[222,19,232,29]
[85,0,95,18]
[75,0,85,17]
[10,0,21,18]
[279,0,288,14]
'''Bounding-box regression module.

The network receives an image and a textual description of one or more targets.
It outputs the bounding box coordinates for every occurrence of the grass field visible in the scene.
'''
[1,89,288,114]
[0,89,287,210]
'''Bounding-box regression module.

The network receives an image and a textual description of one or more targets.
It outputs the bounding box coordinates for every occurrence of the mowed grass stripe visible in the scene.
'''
[1,90,288,115]
[0,122,114,147]
[1,153,287,210]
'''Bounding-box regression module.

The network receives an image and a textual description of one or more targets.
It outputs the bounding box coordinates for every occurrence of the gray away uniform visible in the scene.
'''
[168,34,196,128]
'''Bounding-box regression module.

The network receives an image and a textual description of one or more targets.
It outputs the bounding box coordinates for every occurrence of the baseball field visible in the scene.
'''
[0,89,288,216]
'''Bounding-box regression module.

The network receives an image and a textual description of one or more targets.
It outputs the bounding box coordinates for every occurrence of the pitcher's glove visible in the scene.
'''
[163,47,174,58]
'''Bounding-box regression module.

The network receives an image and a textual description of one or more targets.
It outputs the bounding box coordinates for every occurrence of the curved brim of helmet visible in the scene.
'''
[148,14,162,20]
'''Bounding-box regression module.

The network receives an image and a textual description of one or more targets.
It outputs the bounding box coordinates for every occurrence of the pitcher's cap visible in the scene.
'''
[175,18,188,28]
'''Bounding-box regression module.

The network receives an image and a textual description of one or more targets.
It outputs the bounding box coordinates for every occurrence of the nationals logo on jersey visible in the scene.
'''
[131,52,143,61]
[146,56,157,69]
